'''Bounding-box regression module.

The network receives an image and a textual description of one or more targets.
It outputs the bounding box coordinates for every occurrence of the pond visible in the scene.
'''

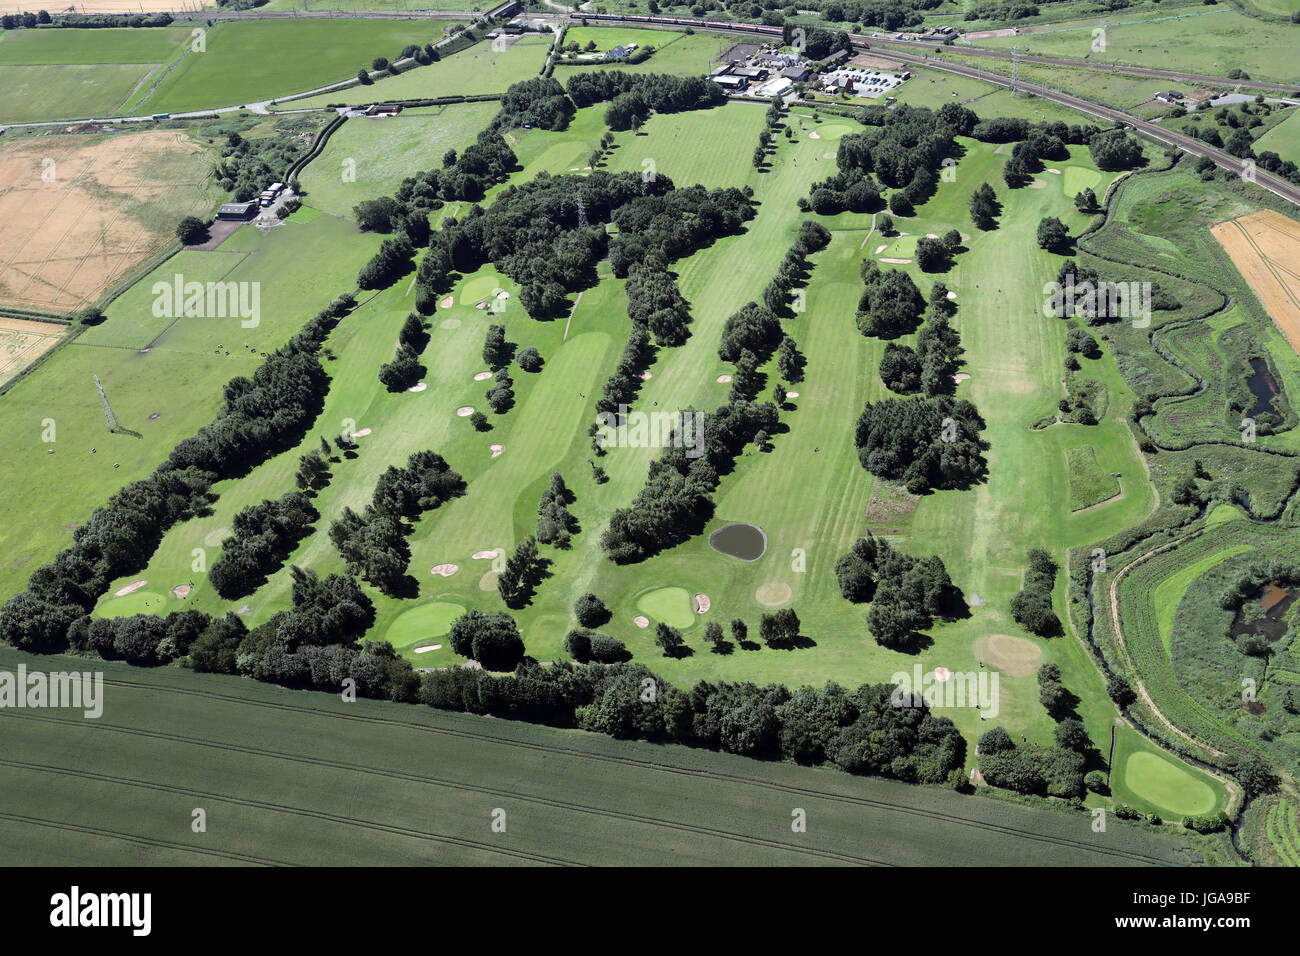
[1246,358,1281,418]
[1230,584,1297,643]
[708,523,767,561]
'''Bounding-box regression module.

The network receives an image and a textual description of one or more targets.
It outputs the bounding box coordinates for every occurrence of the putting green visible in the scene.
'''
[635,586,696,630]
[815,123,853,141]
[1061,165,1102,198]
[879,234,919,259]
[459,275,500,305]
[1121,750,1218,818]
[94,591,168,618]
[386,601,466,651]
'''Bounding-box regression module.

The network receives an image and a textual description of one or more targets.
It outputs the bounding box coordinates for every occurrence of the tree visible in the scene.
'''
[1235,754,1278,797]
[969,182,999,229]
[1073,187,1097,213]
[703,620,725,650]
[655,622,685,657]
[482,324,512,369]
[1054,718,1089,752]
[469,410,489,431]
[176,216,208,245]
[448,609,525,672]
[1036,216,1070,251]
[731,618,748,645]
[978,726,1013,753]
[515,346,543,372]
[372,56,389,71]
[573,592,610,628]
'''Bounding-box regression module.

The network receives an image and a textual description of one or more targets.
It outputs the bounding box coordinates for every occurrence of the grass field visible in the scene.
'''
[1253,108,1300,169]
[556,26,732,76]
[0,645,1214,865]
[1066,445,1121,511]
[0,128,222,313]
[273,32,553,111]
[1110,724,1224,819]
[972,6,1299,83]
[297,102,500,218]
[137,19,447,113]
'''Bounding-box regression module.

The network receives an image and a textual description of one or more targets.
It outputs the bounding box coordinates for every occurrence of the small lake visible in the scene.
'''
[708,523,767,561]
[1246,358,1280,418]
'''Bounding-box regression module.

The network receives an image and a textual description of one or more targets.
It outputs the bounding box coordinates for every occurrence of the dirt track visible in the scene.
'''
[1211,210,1300,356]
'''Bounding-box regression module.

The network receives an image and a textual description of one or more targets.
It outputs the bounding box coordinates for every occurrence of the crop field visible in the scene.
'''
[0,645,1212,866]
[0,317,65,386]
[297,103,500,218]
[0,129,221,313]
[1212,210,1300,356]
[273,32,554,111]
[136,20,448,114]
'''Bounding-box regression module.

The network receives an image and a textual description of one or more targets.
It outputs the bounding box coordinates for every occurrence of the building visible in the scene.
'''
[711,74,748,92]
[755,76,794,98]
[364,103,401,117]
[781,65,810,82]
[217,201,258,221]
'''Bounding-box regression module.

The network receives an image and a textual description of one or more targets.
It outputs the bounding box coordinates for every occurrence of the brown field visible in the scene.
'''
[849,54,905,70]
[0,317,65,384]
[0,129,216,313]
[1211,209,1300,355]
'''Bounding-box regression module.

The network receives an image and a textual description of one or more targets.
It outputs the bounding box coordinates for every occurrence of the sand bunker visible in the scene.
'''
[1046,168,1062,174]
[925,233,939,239]
[414,644,443,653]
[633,615,650,628]
[431,564,459,577]
[809,130,821,139]
[946,290,957,300]
[172,584,192,600]
[115,580,148,597]
[785,391,799,399]
[640,371,653,380]
[694,593,711,614]
[473,371,492,381]
[408,382,428,393]
[933,666,952,682]
[475,301,489,310]
[456,406,475,417]
[952,372,971,384]
[756,582,793,606]
[973,633,1043,678]
[716,374,732,383]
[440,319,461,330]
[489,444,504,457]
[353,428,372,438]
[880,257,912,264]
[874,244,887,254]
[472,549,500,560]
[496,290,510,300]
[439,295,454,309]
[203,527,231,548]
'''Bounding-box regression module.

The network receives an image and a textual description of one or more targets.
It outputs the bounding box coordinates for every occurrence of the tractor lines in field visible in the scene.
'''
[0,755,584,867]
[53,676,1183,865]
[0,712,889,867]
[0,810,292,866]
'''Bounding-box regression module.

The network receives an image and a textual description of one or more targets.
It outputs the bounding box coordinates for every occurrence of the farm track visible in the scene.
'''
[11,674,1190,866]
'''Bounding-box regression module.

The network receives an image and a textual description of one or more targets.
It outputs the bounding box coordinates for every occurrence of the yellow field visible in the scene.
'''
[0,316,65,384]
[1212,209,1300,355]
[0,129,216,313]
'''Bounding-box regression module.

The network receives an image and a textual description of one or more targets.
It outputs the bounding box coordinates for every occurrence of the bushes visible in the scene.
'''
[537,472,577,548]
[565,628,628,663]
[857,262,925,338]
[176,216,209,245]
[854,395,986,493]
[1011,548,1062,637]
[448,609,526,671]
[835,534,962,648]
[209,492,319,599]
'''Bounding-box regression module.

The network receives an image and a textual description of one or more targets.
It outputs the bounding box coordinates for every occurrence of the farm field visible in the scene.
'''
[297,102,500,218]
[972,6,1297,83]
[0,129,221,313]
[137,19,448,114]
[1211,210,1300,356]
[272,32,554,110]
[1253,108,1300,169]
[0,645,1213,866]
[0,317,65,387]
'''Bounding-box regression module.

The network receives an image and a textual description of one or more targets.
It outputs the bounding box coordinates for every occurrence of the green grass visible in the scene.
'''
[972,6,1298,83]
[0,64,159,123]
[1111,724,1224,819]
[297,102,500,219]
[273,33,553,111]
[1151,544,1253,654]
[384,601,465,654]
[1266,798,1300,866]
[1066,445,1121,511]
[556,26,732,75]
[635,586,697,630]
[1253,108,1300,169]
[0,644,1214,866]
[139,20,447,113]
[93,590,168,618]
[0,26,191,64]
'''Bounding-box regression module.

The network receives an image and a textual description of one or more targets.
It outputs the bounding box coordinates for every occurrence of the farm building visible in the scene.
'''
[217,201,258,221]
[711,74,747,92]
